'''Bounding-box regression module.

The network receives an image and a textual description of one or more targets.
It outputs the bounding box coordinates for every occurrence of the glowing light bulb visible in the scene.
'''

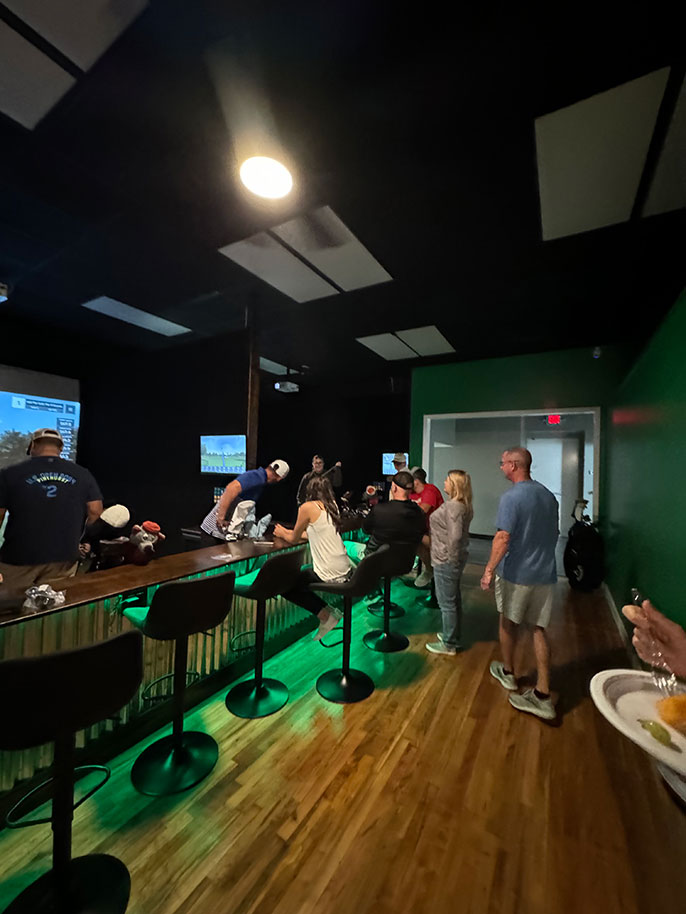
[239,156,293,199]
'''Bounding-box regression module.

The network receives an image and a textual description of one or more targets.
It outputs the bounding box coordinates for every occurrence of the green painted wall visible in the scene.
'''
[605,291,686,626]
[410,345,634,498]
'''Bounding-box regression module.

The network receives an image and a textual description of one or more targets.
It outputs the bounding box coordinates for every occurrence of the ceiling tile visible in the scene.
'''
[356,333,418,360]
[395,325,454,356]
[219,232,338,303]
[536,67,670,240]
[3,0,148,71]
[0,20,76,129]
[271,206,392,292]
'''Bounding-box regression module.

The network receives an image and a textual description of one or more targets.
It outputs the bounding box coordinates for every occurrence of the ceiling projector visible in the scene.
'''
[274,381,299,393]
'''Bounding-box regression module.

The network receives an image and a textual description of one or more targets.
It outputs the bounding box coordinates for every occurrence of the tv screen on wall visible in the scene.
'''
[382,452,408,474]
[0,391,80,471]
[200,435,246,475]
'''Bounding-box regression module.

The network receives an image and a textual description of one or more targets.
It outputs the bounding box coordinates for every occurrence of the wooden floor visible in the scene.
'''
[2,566,686,914]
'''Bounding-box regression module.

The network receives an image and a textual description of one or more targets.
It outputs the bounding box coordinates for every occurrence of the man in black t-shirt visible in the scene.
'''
[359,471,425,605]
[0,428,103,590]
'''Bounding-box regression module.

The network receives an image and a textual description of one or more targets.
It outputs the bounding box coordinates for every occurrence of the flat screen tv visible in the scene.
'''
[201,435,246,475]
[0,390,80,470]
[382,452,408,474]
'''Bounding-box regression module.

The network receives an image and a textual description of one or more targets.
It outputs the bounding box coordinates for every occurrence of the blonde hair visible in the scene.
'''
[445,470,472,509]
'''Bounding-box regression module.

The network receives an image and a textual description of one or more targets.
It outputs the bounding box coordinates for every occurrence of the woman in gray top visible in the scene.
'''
[425,470,473,656]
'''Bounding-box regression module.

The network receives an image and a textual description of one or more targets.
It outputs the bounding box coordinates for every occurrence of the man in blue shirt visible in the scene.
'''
[480,447,559,720]
[200,459,289,542]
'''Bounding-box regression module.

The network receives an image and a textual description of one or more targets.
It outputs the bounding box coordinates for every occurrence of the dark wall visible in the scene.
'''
[78,331,249,553]
[256,376,411,524]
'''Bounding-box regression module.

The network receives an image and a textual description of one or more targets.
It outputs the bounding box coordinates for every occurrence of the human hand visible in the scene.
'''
[622,599,686,678]
[273,523,288,540]
[480,568,494,591]
[78,542,91,558]
[335,461,342,467]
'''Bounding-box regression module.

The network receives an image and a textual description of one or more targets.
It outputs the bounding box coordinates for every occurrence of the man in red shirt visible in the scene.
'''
[409,468,444,587]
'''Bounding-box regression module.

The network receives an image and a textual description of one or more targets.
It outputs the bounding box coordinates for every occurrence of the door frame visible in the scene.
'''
[422,407,601,521]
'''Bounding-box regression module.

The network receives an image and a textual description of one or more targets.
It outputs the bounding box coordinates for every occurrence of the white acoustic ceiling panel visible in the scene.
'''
[356,333,418,360]
[395,325,454,356]
[643,74,686,217]
[535,67,670,240]
[0,20,76,129]
[3,0,148,71]
[259,357,289,375]
[271,206,392,291]
[219,233,338,303]
[81,296,191,336]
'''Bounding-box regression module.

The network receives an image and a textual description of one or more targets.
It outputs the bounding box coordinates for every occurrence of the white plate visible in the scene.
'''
[590,669,686,776]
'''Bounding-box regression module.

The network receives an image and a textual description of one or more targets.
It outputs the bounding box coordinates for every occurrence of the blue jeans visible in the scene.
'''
[433,561,466,647]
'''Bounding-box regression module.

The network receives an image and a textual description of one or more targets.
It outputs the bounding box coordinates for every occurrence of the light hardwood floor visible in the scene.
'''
[1,566,685,914]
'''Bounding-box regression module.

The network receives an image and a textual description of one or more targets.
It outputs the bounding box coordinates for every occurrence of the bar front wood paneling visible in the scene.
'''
[0,529,363,796]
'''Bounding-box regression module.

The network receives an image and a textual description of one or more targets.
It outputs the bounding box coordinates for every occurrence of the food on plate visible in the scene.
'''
[657,694,686,737]
[638,719,681,751]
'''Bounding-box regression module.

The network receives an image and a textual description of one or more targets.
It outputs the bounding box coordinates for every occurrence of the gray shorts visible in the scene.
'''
[495,575,554,629]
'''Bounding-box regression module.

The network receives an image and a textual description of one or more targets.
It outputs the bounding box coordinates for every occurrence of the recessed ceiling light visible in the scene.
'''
[239,156,293,199]
[81,296,191,337]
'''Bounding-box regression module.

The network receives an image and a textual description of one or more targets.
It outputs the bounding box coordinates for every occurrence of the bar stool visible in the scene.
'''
[366,545,407,619]
[123,571,235,796]
[0,631,144,914]
[308,547,390,704]
[364,542,417,653]
[225,549,305,719]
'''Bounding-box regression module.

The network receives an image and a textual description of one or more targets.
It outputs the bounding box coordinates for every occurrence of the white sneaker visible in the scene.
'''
[489,661,517,691]
[508,688,556,720]
[414,569,433,588]
[426,641,457,656]
[313,608,341,641]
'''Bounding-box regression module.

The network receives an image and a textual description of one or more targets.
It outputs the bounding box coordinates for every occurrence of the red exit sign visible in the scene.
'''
[547,414,561,426]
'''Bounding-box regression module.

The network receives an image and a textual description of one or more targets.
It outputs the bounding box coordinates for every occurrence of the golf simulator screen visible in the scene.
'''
[0,365,81,471]
[200,435,247,475]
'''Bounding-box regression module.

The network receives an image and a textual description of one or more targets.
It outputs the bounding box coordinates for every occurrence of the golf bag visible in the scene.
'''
[563,499,605,592]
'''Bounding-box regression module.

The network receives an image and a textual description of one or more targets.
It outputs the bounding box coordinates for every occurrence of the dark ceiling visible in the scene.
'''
[1,1,685,384]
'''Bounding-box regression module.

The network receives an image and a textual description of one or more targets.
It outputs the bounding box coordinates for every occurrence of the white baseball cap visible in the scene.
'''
[269,459,290,479]
[100,504,130,528]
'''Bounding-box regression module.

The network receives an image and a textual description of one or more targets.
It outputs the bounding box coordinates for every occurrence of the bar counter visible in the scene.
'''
[0,529,362,797]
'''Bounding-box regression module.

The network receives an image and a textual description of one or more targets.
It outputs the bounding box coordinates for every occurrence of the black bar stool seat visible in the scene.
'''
[123,571,235,796]
[364,543,417,653]
[308,547,390,704]
[0,631,144,914]
[225,549,304,719]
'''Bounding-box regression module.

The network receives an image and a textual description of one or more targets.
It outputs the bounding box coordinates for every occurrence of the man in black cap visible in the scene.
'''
[358,470,426,605]
[0,428,103,590]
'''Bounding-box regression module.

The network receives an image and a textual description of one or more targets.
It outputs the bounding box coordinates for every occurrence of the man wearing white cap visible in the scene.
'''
[200,459,289,543]
[387,452,408,501]
[0,428,103,589]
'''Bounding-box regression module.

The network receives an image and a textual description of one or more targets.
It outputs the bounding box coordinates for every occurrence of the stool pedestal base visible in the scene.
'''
[131,731,218,796]
[363,629,410,653]
[225,678,289,719]
[316,668,374,704]
[4,854,130,914]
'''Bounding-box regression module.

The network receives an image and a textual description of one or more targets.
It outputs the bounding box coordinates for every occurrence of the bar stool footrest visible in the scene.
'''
[5,765,111,829]
[316,668,375,704]
[225,678,289,719]
[142,670,200,703]
[3,853,130,914]
[131,731,218,796]
[363,629,410,653]
[367,602,405,619]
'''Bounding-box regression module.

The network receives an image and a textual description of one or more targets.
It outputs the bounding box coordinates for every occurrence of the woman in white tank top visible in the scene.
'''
[274,475,352,641]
